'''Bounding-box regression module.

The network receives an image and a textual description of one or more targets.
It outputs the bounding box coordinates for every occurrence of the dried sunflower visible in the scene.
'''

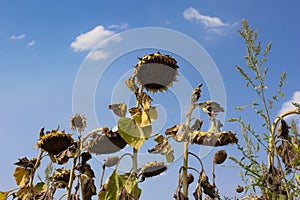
[141,161,167,178]
[134,52,179,93]
[36,129,74,155]
[85,129,127,154]
[70,113,87,132]
[51,168,72,188]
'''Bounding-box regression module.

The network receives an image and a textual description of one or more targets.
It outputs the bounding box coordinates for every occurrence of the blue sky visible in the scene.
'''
[1,0,300,199]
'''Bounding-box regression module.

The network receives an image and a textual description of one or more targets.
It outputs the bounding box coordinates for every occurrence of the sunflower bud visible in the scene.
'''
[213,150,227,165]
[104,156,120,167]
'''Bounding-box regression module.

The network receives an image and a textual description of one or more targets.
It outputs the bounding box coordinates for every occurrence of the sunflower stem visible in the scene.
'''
[66,157,77,200]
[183,103,195,197]
[29,149,44,189]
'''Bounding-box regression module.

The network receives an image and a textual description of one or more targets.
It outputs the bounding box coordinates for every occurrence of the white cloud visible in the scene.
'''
[28,40,36,47]
[71,26,120,52]
[279,91,300,114]
[183,7,229,28]
[108,22,129,30]
[9,34,26,40]
[71,25,123,61]
[86,50,110,61]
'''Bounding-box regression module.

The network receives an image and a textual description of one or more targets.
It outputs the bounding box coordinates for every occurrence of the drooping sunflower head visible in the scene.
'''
[36,128,74,155]
[134,52,179,93]
[51,168,72,188]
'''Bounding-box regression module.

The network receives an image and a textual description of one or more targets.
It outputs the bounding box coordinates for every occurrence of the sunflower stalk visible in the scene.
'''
[28,149,44,189]
[183,103,196,197]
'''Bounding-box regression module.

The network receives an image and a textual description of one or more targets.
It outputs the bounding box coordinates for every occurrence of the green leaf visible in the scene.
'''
[98,170,141,200]
[118,117,151,150]
[34,182,48,194]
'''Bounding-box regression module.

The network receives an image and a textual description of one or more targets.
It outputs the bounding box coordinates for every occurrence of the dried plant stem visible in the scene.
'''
[183,104,195,197]
[66,157,78,200]
[268,109,300,168]
[29,149,44,188]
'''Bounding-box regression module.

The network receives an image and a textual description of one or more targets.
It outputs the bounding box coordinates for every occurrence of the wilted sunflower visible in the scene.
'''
[70,113,87,132]
[51,168,72,188]
[134,52,179,93]
[36,129,74,155]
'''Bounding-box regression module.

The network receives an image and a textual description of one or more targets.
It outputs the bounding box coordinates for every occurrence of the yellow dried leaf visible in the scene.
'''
[13,167,29,187]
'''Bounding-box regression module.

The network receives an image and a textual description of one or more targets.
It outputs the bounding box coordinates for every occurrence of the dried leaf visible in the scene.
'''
[199,171,217,198]
[109,103,127,117]
[14,157,37,169]
[13,167,30,187]
[277,119,290,139]
[197,101,224,119]
[80,174,96,200]
[136,92,152,110]
[125,77,138,92]
[165,124,187,142]
[191,84,202,104]
[148,134,174,163]
[276,140,297,169]
[149,106,158,121]
[54,142,80,164]
[191,119,203,131]
[193,184,202,200]
[16,186,31,200]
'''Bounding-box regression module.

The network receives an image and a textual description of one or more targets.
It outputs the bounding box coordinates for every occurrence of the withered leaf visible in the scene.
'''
[276,140,297,169]
[136,92,152,110]
[197,101,224,119]
[165,124,187,142]
[277,119,290,140]
[13,167,30,187]
[80,174,96,200]
[109,103,127,117]
[54,142,80,164]
[191,119,203,131]
[14,157,37,169]
[193,184,202,200]
[125,77,138,92]
[199,171,217,198]
[148,134,174,163]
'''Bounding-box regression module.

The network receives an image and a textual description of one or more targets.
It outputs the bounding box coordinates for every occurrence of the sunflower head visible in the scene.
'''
[141,161,167,178]
[51,168,72,188]
[36,128,74,155]
[70,113,87,132]
[134,52,179,93]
